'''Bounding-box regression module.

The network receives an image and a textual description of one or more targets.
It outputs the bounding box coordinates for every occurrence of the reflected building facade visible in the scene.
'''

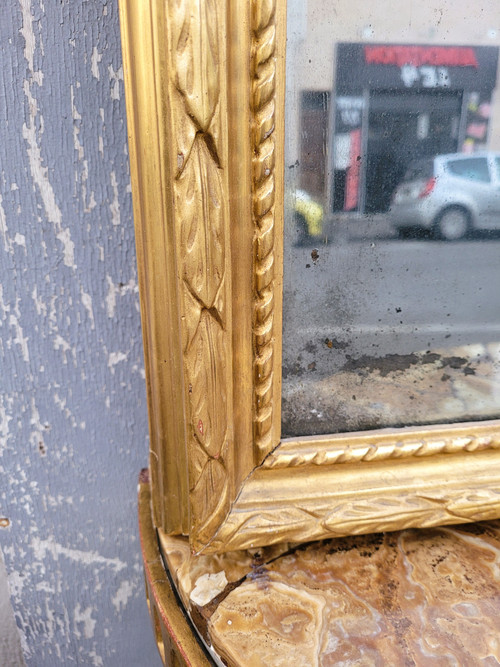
[287,0,500,214]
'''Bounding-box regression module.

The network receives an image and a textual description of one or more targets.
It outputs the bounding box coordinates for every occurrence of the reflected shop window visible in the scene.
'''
[282,0,500,437]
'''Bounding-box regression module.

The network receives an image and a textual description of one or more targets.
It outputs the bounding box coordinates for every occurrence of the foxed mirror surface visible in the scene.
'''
[282,0,500,437]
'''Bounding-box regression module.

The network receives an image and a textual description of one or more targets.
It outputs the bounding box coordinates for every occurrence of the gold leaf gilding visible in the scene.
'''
[174,0,220,131]
[177,135,225,309]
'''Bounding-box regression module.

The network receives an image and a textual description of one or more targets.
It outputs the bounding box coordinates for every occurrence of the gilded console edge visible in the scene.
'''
[138,476,212,666]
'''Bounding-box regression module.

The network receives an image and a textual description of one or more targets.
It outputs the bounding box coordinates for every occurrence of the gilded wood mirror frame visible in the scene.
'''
[119,0,500,554]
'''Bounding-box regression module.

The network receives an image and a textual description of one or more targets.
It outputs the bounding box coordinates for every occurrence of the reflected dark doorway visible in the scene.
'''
[365,90,462,212]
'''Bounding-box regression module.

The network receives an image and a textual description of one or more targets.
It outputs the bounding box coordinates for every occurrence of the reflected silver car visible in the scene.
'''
[389,152,500,240]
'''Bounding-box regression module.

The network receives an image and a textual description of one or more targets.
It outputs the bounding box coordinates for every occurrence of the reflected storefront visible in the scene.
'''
[284,0,500,438]
[289,0,500,217]
[331,43,499,212]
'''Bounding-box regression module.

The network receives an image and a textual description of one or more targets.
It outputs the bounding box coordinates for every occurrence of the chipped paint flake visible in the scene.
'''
[112,579,135,613]
[108,64,123,100]
[53,334,74,364]
[31,537,127,572]
[0,194,13,253]
[109,171,120,226]
[29,398,46,455]
[19,0,36,75]
[7,570,26,603]
[81,289,95,330]
[70,85,96,214]
[89,651,104,667]
[91,46,102,80]
[14,233,26,248]
[108,351,127,372]
[105,276,138,319]
[22,90,75,268]
[20,6,75,269]
[9,313,30,364]
[105,276,117,319]
[0,395,13,454]
[74,604,97,639]
[1,286,30,363]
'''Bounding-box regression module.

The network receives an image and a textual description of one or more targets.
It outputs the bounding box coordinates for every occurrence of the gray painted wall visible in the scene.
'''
[1,1,161,664]
[0,551,25,666]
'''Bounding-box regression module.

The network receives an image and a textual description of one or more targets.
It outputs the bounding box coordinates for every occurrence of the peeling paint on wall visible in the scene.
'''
[0,1,160,664]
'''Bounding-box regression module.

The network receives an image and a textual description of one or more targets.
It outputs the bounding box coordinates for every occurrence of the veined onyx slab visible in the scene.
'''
[161,522,500,666]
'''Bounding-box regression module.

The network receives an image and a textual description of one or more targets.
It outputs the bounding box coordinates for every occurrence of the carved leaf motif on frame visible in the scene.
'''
[167,0,230,534]
[178,136,225,317]
[171,0,223,175]
[205,486,500,552]
[190,449,229,537]
[174,0,219,132]
[184,309,228,458]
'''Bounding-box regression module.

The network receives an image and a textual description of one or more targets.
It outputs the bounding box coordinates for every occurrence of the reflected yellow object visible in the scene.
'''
[294,190,324,237]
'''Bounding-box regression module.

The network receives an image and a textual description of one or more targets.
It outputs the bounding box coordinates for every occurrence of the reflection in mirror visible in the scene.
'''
[282,1,500,437]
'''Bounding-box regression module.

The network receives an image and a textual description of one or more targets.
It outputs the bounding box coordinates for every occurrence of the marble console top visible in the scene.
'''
[160,521,500,666]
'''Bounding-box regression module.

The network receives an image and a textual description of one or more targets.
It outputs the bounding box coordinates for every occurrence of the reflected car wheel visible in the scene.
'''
[435,207,470,241]
[397,227,415,240]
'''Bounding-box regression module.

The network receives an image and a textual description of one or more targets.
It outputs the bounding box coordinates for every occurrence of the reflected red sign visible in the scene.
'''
[364,45,478,68]
[344,129,361,211]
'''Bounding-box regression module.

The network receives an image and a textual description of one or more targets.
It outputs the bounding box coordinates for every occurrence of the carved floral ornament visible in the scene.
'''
[119,0,500,554]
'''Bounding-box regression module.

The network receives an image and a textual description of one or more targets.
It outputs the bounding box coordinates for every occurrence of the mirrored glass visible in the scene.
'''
[282,0,500,437]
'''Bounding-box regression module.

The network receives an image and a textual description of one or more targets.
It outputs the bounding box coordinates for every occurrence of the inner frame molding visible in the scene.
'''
[119,0,500,554]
